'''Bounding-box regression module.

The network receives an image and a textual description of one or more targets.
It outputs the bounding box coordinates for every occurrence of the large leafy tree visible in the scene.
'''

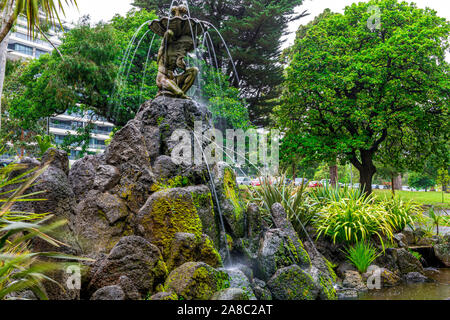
[133,0,307,126]
[277,0,450,194]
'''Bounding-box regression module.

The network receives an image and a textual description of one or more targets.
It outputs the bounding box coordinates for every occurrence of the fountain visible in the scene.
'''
[149,5,207,99]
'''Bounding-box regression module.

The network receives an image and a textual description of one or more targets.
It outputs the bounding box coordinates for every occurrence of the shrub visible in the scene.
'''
[0,160,88,299]
[248,174,317,232]
[314,194,394,248]
[345,242,381,273]
[310,185,364,205]
[383,198,422,233]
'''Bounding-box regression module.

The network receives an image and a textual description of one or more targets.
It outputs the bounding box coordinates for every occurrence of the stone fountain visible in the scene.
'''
[8,4,337,301]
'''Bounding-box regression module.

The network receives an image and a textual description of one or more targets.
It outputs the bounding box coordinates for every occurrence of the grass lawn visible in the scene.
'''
[373,190,449,208]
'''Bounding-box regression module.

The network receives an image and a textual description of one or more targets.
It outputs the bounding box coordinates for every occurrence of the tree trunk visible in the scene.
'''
[0,0,14,130]
[391,174,395,196]
[330,164,338,187]
[292,162,296,182]
[358,150,376,195]
[393,174,402,190]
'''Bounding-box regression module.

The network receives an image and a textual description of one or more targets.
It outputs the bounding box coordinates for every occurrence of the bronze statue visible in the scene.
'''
[149,6,207,99]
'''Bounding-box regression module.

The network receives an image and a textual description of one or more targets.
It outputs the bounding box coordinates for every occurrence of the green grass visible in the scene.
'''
[373,190,449,208]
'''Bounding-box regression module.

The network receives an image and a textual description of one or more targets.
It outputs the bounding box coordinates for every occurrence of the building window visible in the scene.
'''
[93,125,113,135]
[9,43,33,56]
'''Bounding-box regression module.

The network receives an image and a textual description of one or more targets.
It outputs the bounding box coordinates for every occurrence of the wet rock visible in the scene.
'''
[396,248,425,275]
[150,291,179,300]
[164,262,230,300]
[342,271,367,291]
[394,233,407,248]
[118,276,141,300]
[267,265,320,300]
[213,162,246,238]
[257,229,311,281]
[336,262,357,279]
[251,278,272,300]
[211,288,250,300]
[88,236,167,297]
[91,285,125,300]
[247,204,263,238]
[403,272,431,283]
[166,233,222,272]
[219,268,256,300]
[433,241,449,267]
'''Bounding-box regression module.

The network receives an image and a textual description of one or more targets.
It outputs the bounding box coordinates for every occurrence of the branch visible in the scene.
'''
[36,24,64,60]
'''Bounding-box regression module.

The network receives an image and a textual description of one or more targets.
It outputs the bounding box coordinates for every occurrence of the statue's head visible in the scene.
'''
[171,6,188,18]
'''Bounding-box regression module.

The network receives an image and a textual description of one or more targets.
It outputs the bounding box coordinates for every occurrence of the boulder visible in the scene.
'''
[395,248,425,275]
[135,188,207,258]
[251,278,272,300]
[394,233,407,248]
[91,285,125,300]
[342,271,367,291]
[88,236,167,297]
[267,265,320,300]
[166,233,222,272]
[362,266,401,287]
[219,268,256,300]
[403,272,431,283]
[73,190,130,256]
[41,148,69,175]
[164,262,230,300]
[247,204,263,238]
[336,262,357,279]
[213,162,246,238]
[257,229,310,281]
[150,291,179,300]
[211,288,250,300]
[69,155,101,199]
[433,241,449,267]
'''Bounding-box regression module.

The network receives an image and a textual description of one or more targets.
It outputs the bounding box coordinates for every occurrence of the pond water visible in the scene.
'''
[359,269,450,300]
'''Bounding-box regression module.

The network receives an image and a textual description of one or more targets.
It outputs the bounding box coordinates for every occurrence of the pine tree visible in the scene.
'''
[133,0,307,126]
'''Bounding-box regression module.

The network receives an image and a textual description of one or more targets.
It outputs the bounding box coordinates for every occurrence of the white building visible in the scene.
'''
[6,15,114,163]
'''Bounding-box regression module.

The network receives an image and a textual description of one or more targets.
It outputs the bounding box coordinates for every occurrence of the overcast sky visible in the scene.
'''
[63,0,450,48]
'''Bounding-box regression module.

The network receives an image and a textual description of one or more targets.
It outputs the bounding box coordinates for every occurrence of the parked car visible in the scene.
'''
[294,178,309,186]
[236,177,252,186]
[251,178,262,186]
[372,184,380,190]
[308,181,323,188]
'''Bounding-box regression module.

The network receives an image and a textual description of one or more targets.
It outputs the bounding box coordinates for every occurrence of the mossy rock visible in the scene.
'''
[267,265,320,300]
[164,262,230,300]
[211,288,250,300]
[213,163,246,238]
[166,233,223,272]
[136,188,204,258]
[257,229,311,280]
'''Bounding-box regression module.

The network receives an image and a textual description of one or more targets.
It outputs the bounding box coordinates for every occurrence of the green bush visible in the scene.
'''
[310,185,364,205]
[248,174,317,232]
[345,242,381,273]
[314,194,394,248]
[383,198,422,233]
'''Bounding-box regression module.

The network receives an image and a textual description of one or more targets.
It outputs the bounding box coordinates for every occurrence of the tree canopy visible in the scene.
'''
[277,0,450,194]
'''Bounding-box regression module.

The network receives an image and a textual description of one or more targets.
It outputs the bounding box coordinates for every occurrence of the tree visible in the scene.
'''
[408,172,435,192]
[133,0,307,126]
[436,167,449,202]
[0,0,78,129]
[277,0,450,194]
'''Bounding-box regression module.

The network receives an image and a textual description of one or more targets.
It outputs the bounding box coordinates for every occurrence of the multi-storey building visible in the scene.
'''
[6,15,115,164]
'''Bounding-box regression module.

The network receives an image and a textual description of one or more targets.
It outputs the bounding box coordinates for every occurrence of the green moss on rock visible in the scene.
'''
[164,262,230,300]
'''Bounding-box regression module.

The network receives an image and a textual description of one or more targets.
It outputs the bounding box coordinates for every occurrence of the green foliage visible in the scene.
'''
[408,172,435,191]
[248,174,317,231]
[310,184,365,205]
[0,160,89,300]
[34,135,55,158]
[345,242,381,273]
[408,249,422,261]
[427,206,442,235]
[278,0,450,194]
[382,198,421,233]
[314,194,394,248]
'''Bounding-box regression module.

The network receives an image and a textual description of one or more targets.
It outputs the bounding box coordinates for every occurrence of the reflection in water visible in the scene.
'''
[359,269,450,300]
